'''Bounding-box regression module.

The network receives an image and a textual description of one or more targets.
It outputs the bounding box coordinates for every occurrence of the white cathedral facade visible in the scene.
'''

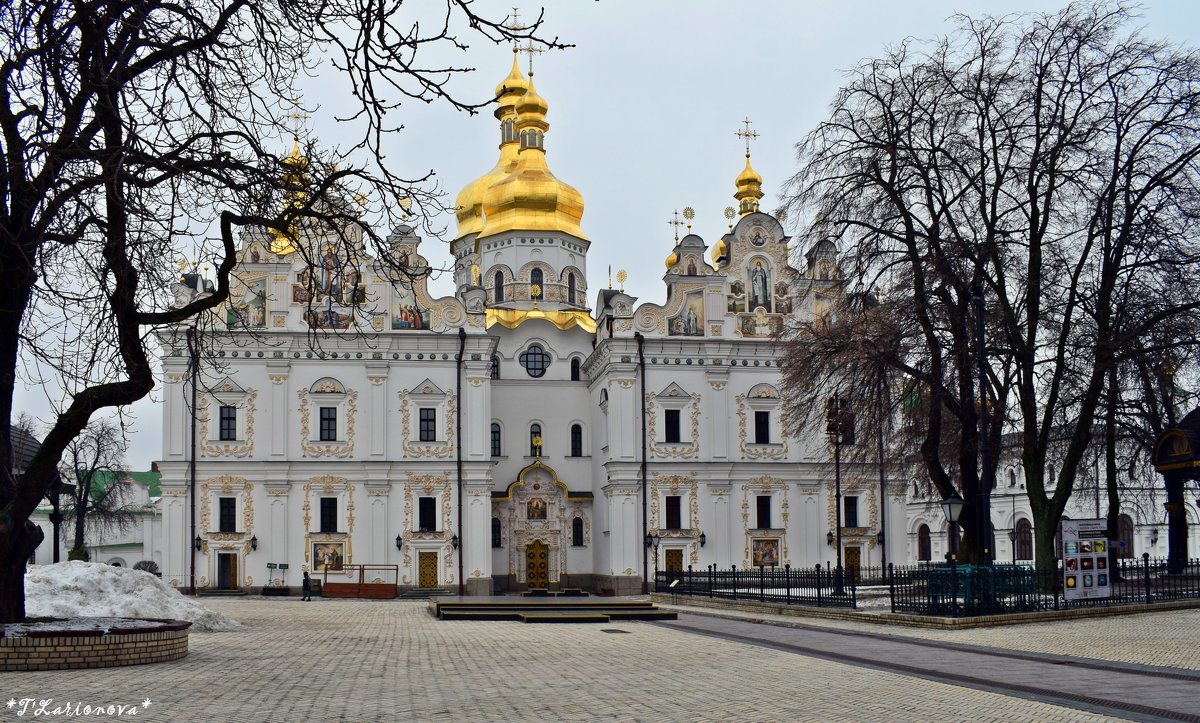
[153,56,905,596]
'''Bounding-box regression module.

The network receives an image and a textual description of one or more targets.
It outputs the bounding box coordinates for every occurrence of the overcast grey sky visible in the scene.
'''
[18,1,1197,470]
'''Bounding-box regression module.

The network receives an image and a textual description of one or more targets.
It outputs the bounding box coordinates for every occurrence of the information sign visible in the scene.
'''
[1061,518,1112,601]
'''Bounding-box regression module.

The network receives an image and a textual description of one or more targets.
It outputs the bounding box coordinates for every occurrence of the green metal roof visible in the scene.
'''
[81,470,162,499]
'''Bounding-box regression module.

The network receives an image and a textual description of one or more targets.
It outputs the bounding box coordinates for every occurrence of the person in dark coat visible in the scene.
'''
[301,571,312,601]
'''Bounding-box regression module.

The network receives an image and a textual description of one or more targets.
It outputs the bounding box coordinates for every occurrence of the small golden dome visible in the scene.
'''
[455,54,529,240]
[665,251,679,269]
[477,77,587,240]
[710,239,728,264]
[734,154,764,216]
[494,51,530,110]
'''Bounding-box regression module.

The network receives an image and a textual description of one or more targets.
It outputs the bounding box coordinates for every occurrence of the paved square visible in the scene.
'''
[1,599,1140,722]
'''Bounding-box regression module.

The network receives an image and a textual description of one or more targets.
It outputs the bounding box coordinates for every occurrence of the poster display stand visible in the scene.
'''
[1062,518,1112,601]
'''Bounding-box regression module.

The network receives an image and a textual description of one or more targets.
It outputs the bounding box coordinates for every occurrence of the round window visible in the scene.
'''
[519,344,551,378]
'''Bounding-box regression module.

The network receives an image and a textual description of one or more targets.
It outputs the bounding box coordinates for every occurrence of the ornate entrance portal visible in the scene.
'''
[526,541,549,588]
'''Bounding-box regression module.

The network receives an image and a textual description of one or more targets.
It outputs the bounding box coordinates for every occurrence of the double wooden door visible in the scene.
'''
[525,541,549,588]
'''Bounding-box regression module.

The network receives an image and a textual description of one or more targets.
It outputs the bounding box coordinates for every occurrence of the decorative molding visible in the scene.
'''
[741,476,790,566]
[269,374,288,385]
[398,390,456,458]
[737,393,788,460]
[708,381,727,391]
[648,392,701,459]
[197,388,257,458]
[304,476,356,564]
[297,388,358,458]
[826,475,880,549]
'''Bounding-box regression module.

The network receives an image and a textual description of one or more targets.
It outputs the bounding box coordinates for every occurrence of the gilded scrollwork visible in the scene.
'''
[197,389,257,458]
[297,388,358,458]
[398,390,456,458]
[736,393,788,460]
[648,392,701,459]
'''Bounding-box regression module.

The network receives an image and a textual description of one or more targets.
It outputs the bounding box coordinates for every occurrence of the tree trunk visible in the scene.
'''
[72,493,88,553]
[0,520,42,622]
[1032,505,1060,591]
[1104,364,1120,578]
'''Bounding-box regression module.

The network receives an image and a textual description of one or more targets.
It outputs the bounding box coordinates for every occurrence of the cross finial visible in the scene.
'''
[736,116,760,157]
[285,109,311,139]
[668,210,684,241]
[519,39,544,76]
[505,8,524,50]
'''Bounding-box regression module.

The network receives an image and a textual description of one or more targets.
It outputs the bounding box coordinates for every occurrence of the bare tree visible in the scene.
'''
[782,3,1200,570]
[60,420,138,559]
[0,0,563,622]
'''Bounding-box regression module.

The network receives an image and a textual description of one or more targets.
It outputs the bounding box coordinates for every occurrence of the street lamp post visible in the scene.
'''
[827,393,855,594]
[644,532,662,592]
[940,491,965,609]
[971,281,993,564]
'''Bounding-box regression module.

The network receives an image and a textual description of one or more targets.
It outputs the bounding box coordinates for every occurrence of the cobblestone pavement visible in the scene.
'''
[661,602,1200,672]
[0,599,1140,723]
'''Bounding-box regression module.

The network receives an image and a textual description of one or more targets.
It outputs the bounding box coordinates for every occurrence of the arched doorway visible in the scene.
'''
[917,524,931,562]
[1015,518,1033,561]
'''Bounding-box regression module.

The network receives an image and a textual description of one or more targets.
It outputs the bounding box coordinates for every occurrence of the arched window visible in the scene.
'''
[571,517,585,547]
[918,524,931,562]
[570,357,581,381]
[490,423,501,457]
[1015,518,1033,561]
[1047,463,1056,485]
[567,272,577,305]
[1008,468,1017,487]
[491,517,502,548]
[570,424,583,457]
[1118,513,1134,558]
[490,355,500,380]
[494,271,505,302]
[519,344,551,378]
[529,424,542,457]
[530,268,544,299]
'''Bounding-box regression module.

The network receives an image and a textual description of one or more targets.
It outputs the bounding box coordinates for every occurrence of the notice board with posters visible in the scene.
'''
[1062,518,1112,601]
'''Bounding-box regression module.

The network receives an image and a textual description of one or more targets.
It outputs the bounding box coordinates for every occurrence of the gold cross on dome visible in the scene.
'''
[285,109,311,137]
[520,40,544,76]
[736,116,760,156]
[505,8,525,49]
[667,210,684,241]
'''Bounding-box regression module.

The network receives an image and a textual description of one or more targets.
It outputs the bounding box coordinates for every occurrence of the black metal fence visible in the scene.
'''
[654,564,857,609]
[655,554,1200,617]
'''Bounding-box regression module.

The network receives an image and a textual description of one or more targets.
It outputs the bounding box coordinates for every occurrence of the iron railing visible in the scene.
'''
[655,564,857,609]
[654,554,1200,618]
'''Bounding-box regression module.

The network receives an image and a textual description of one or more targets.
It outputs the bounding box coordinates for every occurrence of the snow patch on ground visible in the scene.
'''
[3,617,167,637]
[21,562,242,632]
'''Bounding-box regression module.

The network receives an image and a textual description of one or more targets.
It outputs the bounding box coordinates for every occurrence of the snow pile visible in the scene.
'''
[24,562,242,632]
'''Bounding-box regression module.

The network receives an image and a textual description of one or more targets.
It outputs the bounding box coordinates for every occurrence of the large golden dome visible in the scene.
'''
[476,75,586,240]
[454,53,530,240]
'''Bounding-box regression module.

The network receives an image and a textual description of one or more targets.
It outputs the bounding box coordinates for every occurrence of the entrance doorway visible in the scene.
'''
[665,548,684,578]
[216,553,238,590]
[418,551,439,588]
[845,546,861,584]
[525,541,549,588]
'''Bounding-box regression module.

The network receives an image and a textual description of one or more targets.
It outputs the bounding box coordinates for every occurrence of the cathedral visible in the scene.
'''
[153,54,902,596]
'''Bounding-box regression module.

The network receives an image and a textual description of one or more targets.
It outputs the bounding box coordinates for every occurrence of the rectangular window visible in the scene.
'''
[756,495,772,530]
[665,496,682,530]
[218,497,236,532]
[218,405,237,441]
[418,496,437,532]
[320,497,337,533]
[419,407,436,442]
[491,424,502,457]
[754,410,770,444]
[664,409,681,444]
[844,496,859,528]
[319,407,337,441]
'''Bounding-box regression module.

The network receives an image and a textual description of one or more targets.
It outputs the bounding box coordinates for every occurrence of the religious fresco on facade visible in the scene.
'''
[391,282,430,330]
[774,281,792,315]
[227,277,267,329]
[527,497,547,520]
[313,542,344,572]
[752,538,779,567]
[748,260,772,312]
[727,280,746,313]
[304,298,353,330]
[292,269,313,303]
[668,289,704,337]
[739,308,783,339]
